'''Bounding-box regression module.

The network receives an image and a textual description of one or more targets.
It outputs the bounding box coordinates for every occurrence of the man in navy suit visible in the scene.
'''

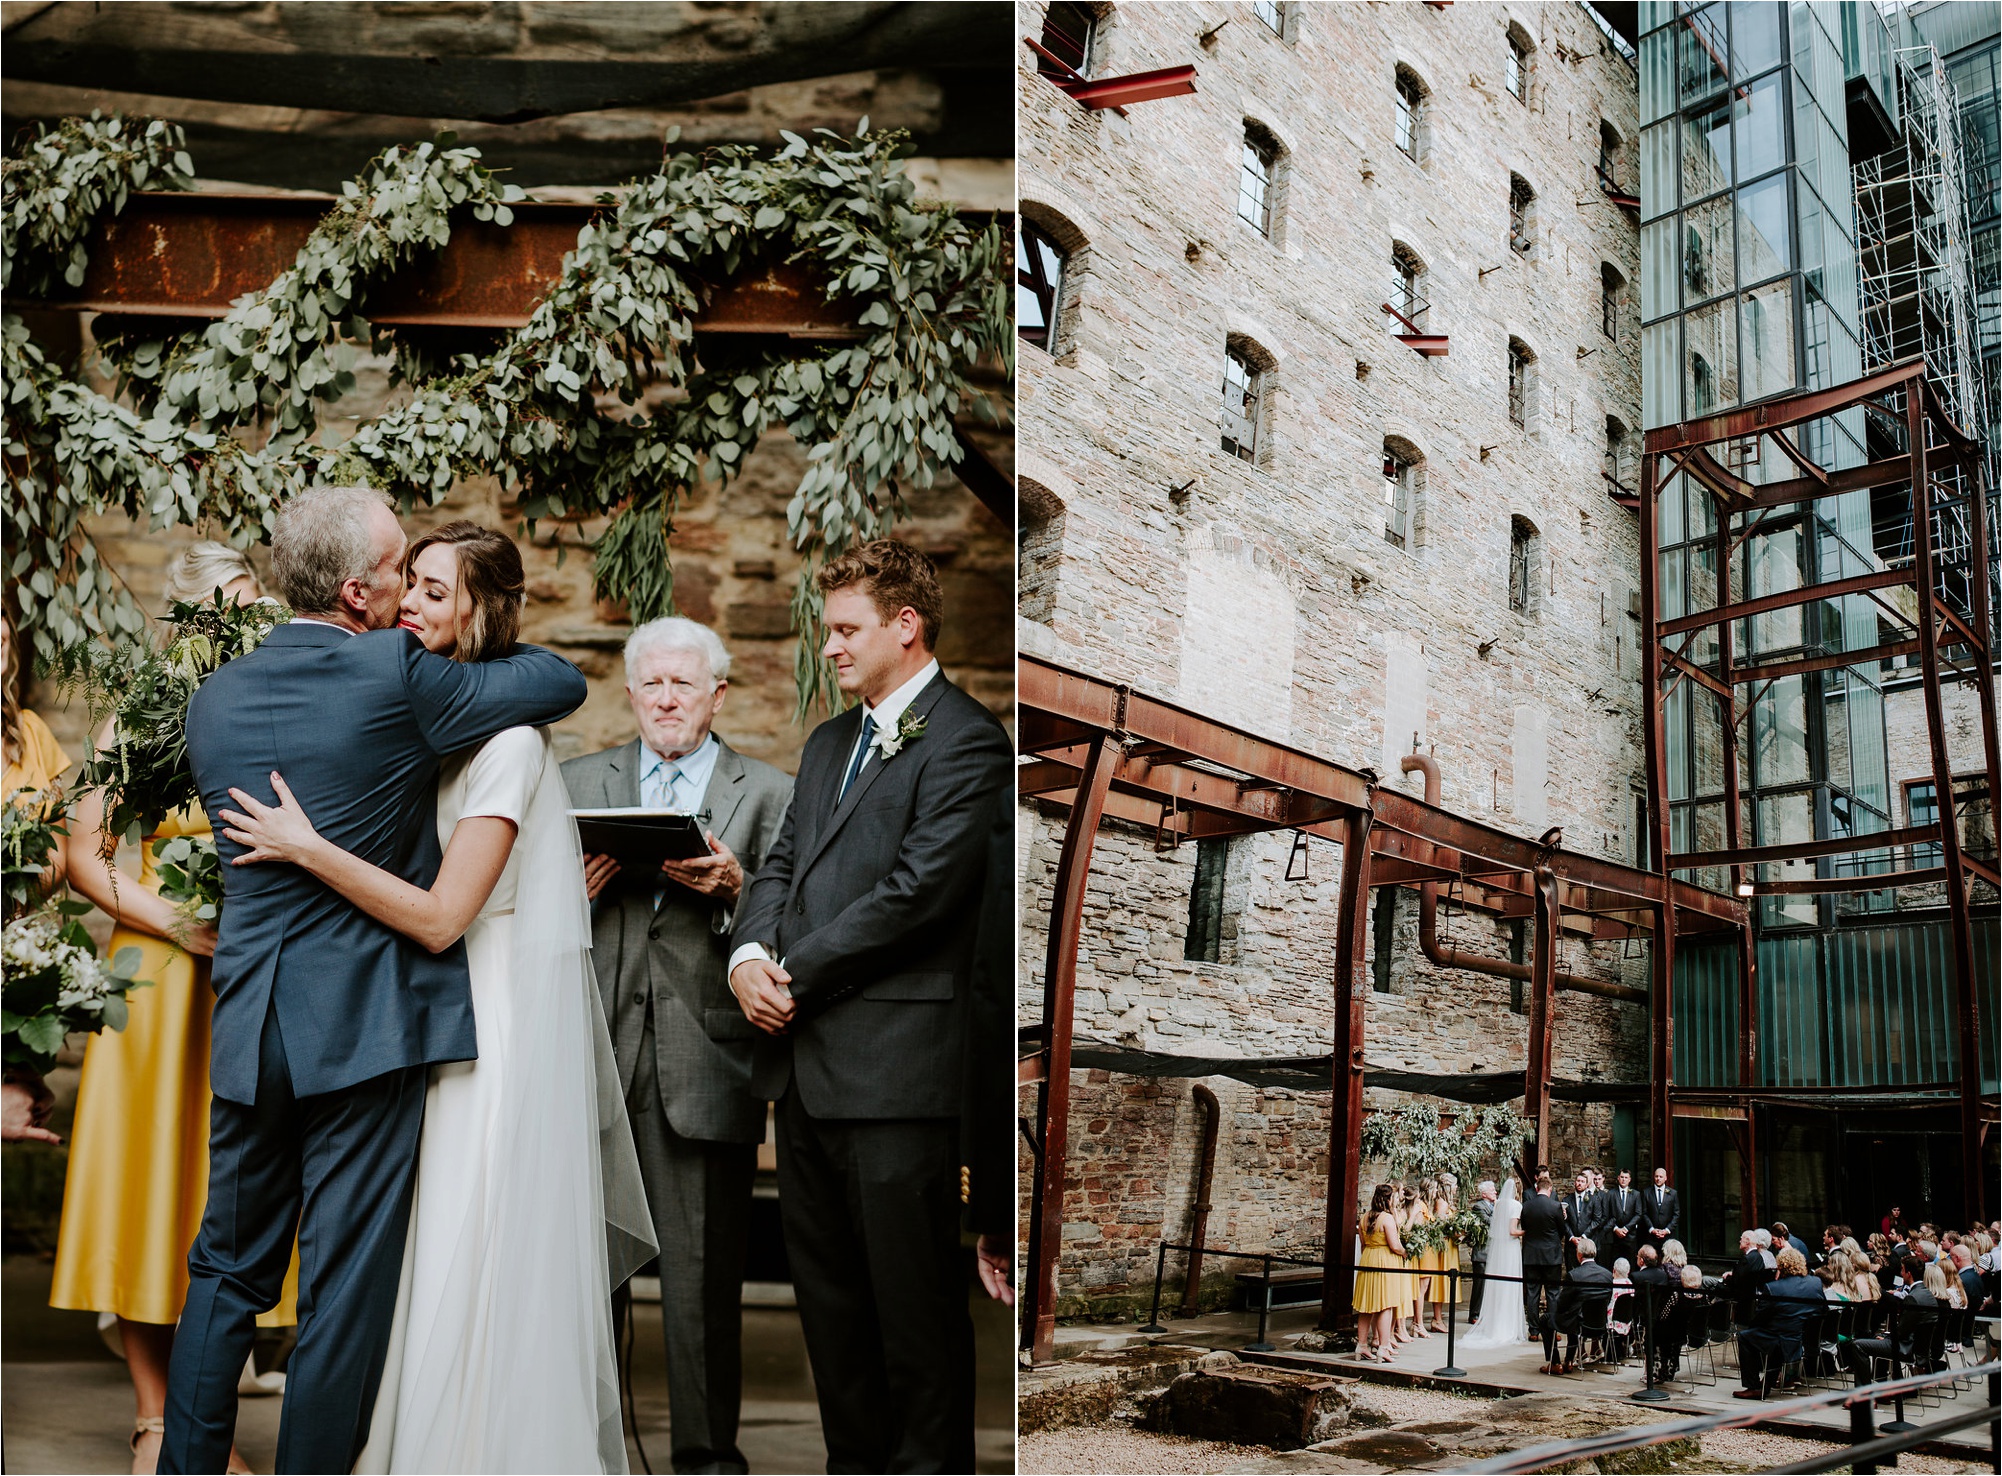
[161,488,586,1474]
[1734,1248,1828,1398]
[730,540,1009,1472]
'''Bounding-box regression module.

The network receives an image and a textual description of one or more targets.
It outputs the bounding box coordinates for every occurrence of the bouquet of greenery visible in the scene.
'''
[49,592,288,846]
[3,797,67,922]
[2,903,146,1073]
[1448,1208,1490,1251]
[152,832,223,929]
[1400,1217,1441,1257]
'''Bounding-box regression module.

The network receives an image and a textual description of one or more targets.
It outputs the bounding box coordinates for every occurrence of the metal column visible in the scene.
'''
[1319,807,1372,1332]
[1024,733,1117,1364]
[1637,444,1677,1173]
[1525,868,1560,1161]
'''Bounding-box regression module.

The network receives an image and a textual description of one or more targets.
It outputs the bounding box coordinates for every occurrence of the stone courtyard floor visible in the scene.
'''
[1022,1301,1995,1475]
[2,1255,1014,1474]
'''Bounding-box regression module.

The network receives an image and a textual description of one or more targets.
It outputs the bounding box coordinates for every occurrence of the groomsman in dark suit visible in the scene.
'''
[1644,1165,1681,1248]
[729,541,1010,1473]
[1602,1169,1646,1268]
[1564,1171,1599,1264]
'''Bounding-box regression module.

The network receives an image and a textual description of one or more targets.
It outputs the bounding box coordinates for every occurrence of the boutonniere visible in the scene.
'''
[871,708,927,761]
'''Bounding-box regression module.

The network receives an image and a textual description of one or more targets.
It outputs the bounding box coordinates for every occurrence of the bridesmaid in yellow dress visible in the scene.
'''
[1388,1182,1418,1341]
[1431,1174,1461,1332]
[48,545,297,1476]
[1351,1183,1408,1362]
[1409,1180,1439,1339]
[3,608,73,1144]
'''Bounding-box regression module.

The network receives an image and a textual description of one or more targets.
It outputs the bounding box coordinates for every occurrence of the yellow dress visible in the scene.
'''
[3,707,70,810]
[1410,1205,1437,1306]
[49,804,299,1327]
[1353,1215,1406,1315]
[1434,1198,1461,1291]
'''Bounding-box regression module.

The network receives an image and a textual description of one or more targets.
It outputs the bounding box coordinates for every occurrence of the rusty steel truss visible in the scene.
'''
[1017,656,1745,1365]
[1637,358,2001,1227]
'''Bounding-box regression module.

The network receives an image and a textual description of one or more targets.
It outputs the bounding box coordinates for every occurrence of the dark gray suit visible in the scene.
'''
[165,624,586,1475]
[562,735,791,1475]
[731,669,1009,1473]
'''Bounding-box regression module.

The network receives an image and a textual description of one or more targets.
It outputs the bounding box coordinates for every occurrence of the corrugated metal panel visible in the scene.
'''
[1673,940,1739,1086]
[1759,934,1825,1087]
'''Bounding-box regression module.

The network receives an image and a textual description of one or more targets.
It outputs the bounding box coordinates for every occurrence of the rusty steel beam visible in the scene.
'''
[1639,443,1678,1177]
[1672,823,1942,872]
[1320,808,1372,1334]
[1746,868,1950,895]
[8,190,864,336]
[1730,640,1923,688]
[1524,869,1559,1160]
[1655,567,1915,638]
[1025,734,1117,1366]
[1643,358,1926,456]
[1734,455,1916,511]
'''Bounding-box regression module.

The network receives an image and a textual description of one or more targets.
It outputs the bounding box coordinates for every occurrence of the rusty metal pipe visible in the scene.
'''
[1399,754,1646,1005]
[1178,1083,1221,1314]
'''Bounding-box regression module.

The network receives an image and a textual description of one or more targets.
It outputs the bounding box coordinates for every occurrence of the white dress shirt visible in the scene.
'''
[727,658,940,978]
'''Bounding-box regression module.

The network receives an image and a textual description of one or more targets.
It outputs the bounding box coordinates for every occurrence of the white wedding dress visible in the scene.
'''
[1460,1179,1527,1351]
[355,727,656,1474]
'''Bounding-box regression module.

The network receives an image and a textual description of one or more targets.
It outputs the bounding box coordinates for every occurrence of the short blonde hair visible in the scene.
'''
[163,541,259,609]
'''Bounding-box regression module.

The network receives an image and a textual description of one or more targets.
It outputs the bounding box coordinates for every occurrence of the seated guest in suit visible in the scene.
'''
[1554,1241,1615,1372]
[1734,1248,1825,1398]
[1724,1229,1776,1323]
[564,616,795,1475]
[1844,1256,1940,1386]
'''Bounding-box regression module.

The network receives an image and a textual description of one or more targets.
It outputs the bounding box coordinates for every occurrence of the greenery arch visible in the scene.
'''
[2,113,1010,714]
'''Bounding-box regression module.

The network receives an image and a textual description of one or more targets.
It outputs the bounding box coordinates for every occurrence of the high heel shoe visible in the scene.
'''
[131,1418,164,1476]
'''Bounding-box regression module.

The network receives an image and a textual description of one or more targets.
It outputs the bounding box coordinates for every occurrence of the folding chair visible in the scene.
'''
[1676,1296,1721,1388]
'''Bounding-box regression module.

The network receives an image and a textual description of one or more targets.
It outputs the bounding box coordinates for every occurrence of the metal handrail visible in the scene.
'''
[1464,1360,2000,1474]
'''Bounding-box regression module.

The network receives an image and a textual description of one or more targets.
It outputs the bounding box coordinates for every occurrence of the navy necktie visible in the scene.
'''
[837,711,877,805]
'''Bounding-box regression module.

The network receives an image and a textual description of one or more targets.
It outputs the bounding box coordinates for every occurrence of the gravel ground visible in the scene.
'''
[1019,1381,1991,1474]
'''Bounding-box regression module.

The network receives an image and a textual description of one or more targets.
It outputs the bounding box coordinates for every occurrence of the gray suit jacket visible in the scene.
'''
[562,736,793,1144]
[730,671,1011,1119]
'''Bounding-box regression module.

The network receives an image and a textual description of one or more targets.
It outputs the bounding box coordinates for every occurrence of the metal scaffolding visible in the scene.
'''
[1637,359,2002,1228]
[1855,44,1986,444]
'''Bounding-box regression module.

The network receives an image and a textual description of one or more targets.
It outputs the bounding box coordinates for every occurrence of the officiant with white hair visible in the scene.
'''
[562,616,793,1476]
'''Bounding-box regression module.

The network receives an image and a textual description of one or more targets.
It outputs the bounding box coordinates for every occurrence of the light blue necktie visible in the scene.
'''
[837,712,877,806]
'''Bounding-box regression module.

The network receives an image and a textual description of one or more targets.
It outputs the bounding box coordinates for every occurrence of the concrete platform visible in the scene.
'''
[2,1255,1014,1474]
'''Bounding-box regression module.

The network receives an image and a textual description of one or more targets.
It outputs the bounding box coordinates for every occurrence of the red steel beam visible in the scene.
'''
[1525,868,1559,1159]
[1655,567,1915,638]
[1319,808,1372,1333]
[1745,867,1949,895]
[1024,733,1116,1365]
[1642,358,1926,456]
[8,190,863,336]
[1671,823,1942,872]
[1730,640,1922,688]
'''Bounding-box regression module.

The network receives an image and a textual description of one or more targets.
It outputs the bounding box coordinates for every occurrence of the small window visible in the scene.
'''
[1908,781,1942,869]
[1238,125,1278,236]
[1391,243,1426,330]
[1185,836,1229,962]
[1601,262,1624,339]
[1017,219,1067,352]
[1038,1,1097,77]
[1253,0,1285,36]
[1690,350,1716,412]
[1220,347,1263,462]
[1395,67,1426,161]
[1507,338,1534,427]
[1383,445,1414,549]
[1371,889,1397,992]
[1509,515,1537,612]
[1598,120,1622,190]
[1509,174,1535,254]
[1505,23,1534,102]
[1605,415,1632,491]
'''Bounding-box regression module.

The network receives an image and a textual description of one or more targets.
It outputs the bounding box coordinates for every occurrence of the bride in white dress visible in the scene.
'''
[1459,1178,1527,1352]
[218,524,654,1473]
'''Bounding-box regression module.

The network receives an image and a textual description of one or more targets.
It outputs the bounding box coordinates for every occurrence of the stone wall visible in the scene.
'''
[1016,0,1649,1314]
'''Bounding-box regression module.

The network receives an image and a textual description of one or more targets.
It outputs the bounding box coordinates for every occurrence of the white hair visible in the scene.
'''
[622,615,731,686]
[163,541,259,608]
[1478,1180,1497,1196]
[1613,1258,1630,1274]
[1750,1228,1773,1247]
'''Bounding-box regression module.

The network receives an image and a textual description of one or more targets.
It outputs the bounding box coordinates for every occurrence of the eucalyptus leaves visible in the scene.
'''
[1360,1101,1531,1202]
[3,117,1009,717]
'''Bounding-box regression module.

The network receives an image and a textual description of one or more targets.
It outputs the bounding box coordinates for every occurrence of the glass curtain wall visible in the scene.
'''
[1642,2,1893,929]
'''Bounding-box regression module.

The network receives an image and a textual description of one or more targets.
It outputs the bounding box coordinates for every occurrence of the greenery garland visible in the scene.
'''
[1360,1101,1532,1208]
[3,117,1009,715]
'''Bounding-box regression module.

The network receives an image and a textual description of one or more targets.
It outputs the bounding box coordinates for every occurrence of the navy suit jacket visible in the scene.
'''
[187,622,586,1102]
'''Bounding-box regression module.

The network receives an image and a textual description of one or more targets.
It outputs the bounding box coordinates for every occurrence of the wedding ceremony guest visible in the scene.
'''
[1467,1180,1497,1325]
[1643,1165,1679,1246]
[50,545,297,1476]
[1882,1204,1905,1239]
[1844,1255,1940,1385]
[1773,1221,1811,1262]
[1351,1184,1409,1363]
[1818,1248,1855,1300]
[1733,1247,1823,1399]
[1602,1169,1644,1268]
[1519,1172,1568,1372]
[563,616,792,1476]
[727,539,1010,1473]
[1607,1258,1634,1360]
[1724,1229,1775,1322]
[1868,1232,1898,1294]
[1554,1238,1614,1372]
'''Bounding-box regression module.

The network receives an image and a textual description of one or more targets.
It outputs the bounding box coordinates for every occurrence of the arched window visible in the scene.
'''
[1382,437,1423,550]
[1020,478,1066,626]
[1601,262,1625,340]
[1394,66,1428,162]
[1598,120,1623,190]
[1238,122,1283,237]
[1505,22,1535,103]
[1507,338,1535,427]
[1605,416,1632,493]
[1509,174,1536,254]
[1509,515,1539,612]
[1018,218,1067,352]
[1391,242,1427,331]
[1038,1,1098,78]
[1220,342,1266,462]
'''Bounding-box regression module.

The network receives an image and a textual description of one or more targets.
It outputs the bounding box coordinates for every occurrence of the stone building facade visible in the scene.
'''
[1017,0,1654,1314]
